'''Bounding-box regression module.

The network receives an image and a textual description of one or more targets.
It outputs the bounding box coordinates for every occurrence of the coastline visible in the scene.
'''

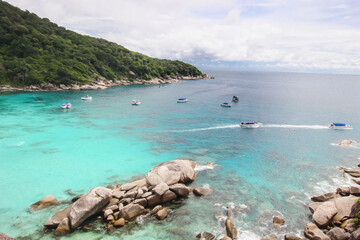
[0,74,213,92]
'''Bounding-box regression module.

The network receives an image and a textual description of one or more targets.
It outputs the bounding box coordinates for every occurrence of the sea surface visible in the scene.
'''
[1,70,360,239]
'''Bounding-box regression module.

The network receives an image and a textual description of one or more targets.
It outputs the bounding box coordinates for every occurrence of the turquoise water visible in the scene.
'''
[1,70,360,239]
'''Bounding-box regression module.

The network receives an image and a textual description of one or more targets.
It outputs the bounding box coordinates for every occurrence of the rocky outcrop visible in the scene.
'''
[304,222,330,240]
[53,218,71,236]
[193,187,210,196]
[313,201,338,228]
[285,235,306,240]
[155,208,168,220]
[196,232,216,240]
[340,167,360,178]
[169,183,190,197]
[350,229,360,240]
[311,192,337,202]
[44,205,72,228]
[327,227,350,240]
[29,195,58,211]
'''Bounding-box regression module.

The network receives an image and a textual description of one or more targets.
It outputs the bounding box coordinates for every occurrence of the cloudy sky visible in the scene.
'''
[6,0,360,74]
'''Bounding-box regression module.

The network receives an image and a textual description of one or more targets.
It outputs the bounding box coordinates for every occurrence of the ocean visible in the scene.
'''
[0,70,360,239]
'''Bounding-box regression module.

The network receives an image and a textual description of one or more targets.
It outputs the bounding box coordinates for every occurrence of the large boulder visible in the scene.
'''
[285,235,306,240]
[309,202,323,214]
[327,227,350,240]
[313,201,338,228]
[169,183,190,197]
[333,196,357,222]
[44,205,72,228]
[118,203,147,220]
[225,217,237,239]
[29,195,58,211]
[162,190,177,203]
[337,187,360,196]
[156,208,168,220]
[305,222,330,240]
[152,182,169,196]
[69,187,112,229]
[53,217,71,236]
[311,192,337,202]
[146,160,196,186]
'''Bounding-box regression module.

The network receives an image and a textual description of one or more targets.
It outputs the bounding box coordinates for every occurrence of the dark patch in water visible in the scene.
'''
[29,141,51,147]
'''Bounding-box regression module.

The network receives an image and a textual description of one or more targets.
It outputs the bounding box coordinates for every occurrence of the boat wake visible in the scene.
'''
[170,123,331,132]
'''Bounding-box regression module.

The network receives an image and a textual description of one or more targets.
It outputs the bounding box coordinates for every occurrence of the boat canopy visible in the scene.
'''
[332,123,346,126]
[178,98,187,100]
[242,121,256,124]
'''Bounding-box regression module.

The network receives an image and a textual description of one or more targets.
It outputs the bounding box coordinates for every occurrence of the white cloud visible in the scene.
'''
[6,0,360,73]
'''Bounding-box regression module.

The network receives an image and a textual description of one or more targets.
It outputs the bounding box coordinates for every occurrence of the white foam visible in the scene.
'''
[170,124,240,132]
[330,140,360,149]
[262,124,329,129]
[7,141,25,147]
[195,163,217,172]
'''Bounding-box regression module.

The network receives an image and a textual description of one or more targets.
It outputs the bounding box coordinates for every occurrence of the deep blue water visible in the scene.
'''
[0,70,360,239]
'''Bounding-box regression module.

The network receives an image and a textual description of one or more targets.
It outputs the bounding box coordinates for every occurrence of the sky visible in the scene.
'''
[6,0,360,74]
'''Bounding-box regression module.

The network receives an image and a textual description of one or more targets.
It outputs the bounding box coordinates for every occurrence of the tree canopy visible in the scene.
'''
[0,0,203,86]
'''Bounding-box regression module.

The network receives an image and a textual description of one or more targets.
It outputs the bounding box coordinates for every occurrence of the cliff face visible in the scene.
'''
[0,0,204,87]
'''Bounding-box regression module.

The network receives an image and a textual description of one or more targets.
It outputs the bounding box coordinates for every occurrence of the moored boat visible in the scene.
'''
[61,103,67,109]
[132,100,141,105]
[232,96,239,102]
[329,123,352,129]
[66,103,72,109]
[177,98,188,103]
[81,95,92,100]
[240,121,261,128]
[221,102,231,107]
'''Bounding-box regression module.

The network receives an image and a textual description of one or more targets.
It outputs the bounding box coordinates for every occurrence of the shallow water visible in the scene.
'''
[1,70,360,239]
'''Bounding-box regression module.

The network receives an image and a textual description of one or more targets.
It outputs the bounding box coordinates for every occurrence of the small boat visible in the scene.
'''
[177,98,188,103]
[329,123,352,129]
[132,100,141,105]
[81,95,92,100]
[61,103,67,109]
[66,103,72,109]
[240,121,261,128]
[232,96,239,102]
[221,102,231,107]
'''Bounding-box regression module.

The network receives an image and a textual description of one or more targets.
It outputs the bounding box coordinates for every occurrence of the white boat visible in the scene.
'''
[61,103,67,109]
[132,100,141,105]
[81,95,92,100]
[177,98,188,103]
[329,123,352,129]
[221,102,231,107]
[240,121,261,128]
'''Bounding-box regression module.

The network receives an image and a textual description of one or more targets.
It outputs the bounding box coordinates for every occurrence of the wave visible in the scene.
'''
[170,123,332,132]
[330,140,360,149]
[195,163,217,171]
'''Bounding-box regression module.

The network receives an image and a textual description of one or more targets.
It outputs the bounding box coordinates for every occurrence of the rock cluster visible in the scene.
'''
[43,159,198,236]
[302,164,360,240]
[0,74,212,92]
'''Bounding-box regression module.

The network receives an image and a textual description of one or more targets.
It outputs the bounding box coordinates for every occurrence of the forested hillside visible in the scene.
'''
[0,0,203,86]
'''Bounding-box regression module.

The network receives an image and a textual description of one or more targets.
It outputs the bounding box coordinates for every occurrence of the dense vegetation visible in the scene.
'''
[0,0,203,86]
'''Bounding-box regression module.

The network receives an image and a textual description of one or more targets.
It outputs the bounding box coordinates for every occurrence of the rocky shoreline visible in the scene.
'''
[0,73,213,92]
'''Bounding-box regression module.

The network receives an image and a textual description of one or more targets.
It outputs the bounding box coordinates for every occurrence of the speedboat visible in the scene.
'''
[132,100,141,105]
[177,98,188,103]
[329,123,351,129]
[66,103,72,109]
[81,95,92,100]
[221,102,231,107]
[232,96,239,102]
[61,103,67,109]
[240,121,261,128]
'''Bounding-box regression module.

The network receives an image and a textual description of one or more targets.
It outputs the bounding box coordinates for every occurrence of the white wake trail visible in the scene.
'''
[170,124,240,132]
[261,124,329,129]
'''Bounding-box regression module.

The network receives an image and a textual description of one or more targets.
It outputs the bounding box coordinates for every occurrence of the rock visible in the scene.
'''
[69,187,112,229]
[350,229,360,240]
[119,198,132,205]
[261,238,277,240]
[104,209,113,218]
[169,183,190,197]
[273,216,285,225]
[147,194,162,207]
[313,201,338,228]
[220,237,232,240]
[142,192,152,198]
[340,167,360,178]
[339,140,353,146]
[327,227,351,240]
[113,211,120,220]
[53,217,71,236]
[152,182,169,196]
[337,187,360,196]
[106,214,114,222]
[345,222,357,233]
[120,182,137,191]
[112,191,125,199]
[309,202,324,214]
[151,205,163,215]
[104,198,120,209]
[81,224,95,231]
[350,202,360,218]
[132,178,147,188]
[29,195,58,211]
[193,187,210,196]
[352,179,360,185]
[118,203,147,220]
[0,233,17,240]
[71,194,85,202]
[311,192,337,202]
[225,217,237,239]
[333,196,357,222]
[196,232,215,240]
[114,218,125,227]
[285,235,306,240]
[44,205,72,228]
[304,222,330,240]
[134,198,147,207]
[145,159,196,186]
[129,71,136,77]
[156,208,168,220]
[136,189,144,198]
[162,190,177,203]
[124,191,137,199]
